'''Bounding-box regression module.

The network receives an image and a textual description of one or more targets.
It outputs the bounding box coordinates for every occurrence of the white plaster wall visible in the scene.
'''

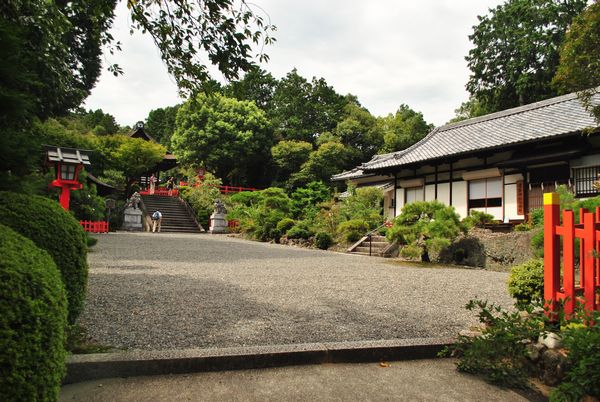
[503,173,525,222]
[395,188,405,216]
[437,183,450,205]
[425,185,436,202]
[451,181,468,218]
[383,191,395,221]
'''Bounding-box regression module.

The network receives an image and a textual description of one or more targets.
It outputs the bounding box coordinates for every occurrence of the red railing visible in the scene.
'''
[80,220,109,233]
[544,193,600,318]
[139,187,179,197]
[179,181,257,194]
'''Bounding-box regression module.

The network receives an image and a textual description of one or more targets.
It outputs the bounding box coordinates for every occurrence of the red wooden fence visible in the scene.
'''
[178,181,257,194]
[544,193,600,318]
[79,220,109,233]
[139,187,179,197]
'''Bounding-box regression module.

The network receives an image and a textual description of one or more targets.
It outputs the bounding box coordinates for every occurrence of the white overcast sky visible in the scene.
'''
[84,0,504,128]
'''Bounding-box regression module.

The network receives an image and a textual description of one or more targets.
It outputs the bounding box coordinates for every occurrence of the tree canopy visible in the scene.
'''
[171,93,273,185]
[379,105,433,153]
[145,105,181,147]
[553,0,600,122]
[465,0,587,114]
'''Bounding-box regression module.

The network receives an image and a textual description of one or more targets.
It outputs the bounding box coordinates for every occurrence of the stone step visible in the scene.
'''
[355,246,387,253]
[349,251,382,256]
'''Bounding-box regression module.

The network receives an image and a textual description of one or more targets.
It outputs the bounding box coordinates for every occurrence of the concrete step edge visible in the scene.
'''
[64,337,454,384]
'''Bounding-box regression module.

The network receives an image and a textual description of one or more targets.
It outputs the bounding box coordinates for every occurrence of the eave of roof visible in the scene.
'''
[363,89,600,172]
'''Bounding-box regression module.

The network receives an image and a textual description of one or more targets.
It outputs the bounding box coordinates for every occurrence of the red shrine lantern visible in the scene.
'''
[45,146,92,210]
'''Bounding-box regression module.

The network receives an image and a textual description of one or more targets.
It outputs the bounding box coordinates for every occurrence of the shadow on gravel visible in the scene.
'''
[81,270,465,350]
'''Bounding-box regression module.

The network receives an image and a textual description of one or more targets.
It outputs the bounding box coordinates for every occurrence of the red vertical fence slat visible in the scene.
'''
[79,220,109,233]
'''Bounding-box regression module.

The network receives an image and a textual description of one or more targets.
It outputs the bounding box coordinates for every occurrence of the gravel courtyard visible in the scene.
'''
[80,232,513,351]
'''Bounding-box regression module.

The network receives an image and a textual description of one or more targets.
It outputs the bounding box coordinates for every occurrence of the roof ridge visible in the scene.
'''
[438,88,599,132]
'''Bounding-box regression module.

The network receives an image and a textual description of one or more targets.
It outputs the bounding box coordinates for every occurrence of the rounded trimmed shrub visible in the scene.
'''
[276,218,296,234]
[507,259,544,305]
[315,231,333,250]
[0,191,88,323]
[0,224,68,400]
[337,219,369,243]
[286,224,312,240]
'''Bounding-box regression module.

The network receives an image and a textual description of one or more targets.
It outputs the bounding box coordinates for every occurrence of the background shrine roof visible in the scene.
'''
[363,89,600,172]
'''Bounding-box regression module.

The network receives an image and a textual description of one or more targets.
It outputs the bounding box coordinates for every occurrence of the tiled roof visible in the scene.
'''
[331,152,398,181]
[363,90,600,172]
[45,145,92,165]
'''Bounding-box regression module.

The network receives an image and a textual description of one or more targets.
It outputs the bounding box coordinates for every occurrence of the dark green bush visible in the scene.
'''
[552,315,600,401]
[0,191,88,324]
[461,210,495,230]
[276,218,296,234]
[388,201,463,262]
[507,259,544,306]
[338,219,369,243]
[286,222,313,240]
[0,224,68,401]
[85,233,98,248]
[315,231,333,250]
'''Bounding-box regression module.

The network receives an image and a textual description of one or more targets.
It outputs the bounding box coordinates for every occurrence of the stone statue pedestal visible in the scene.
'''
[209,212,228,234]
[122,207,143,231]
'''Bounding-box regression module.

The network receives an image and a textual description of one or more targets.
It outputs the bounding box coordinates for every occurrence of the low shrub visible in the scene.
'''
[462,210,495,230]
[0,224,68,401]
[388,201,463,262]
[338,219,369,243]
[85,233,98,248]
[507,259,544,306]
[276,218,296,234]
[286,222,313,240]
[0,191,88,324]
[315,231,333,250]
[514,222,533,231]
[552,316,600,401]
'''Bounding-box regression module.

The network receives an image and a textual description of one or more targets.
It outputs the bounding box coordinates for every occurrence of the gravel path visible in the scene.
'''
[80,232,513,351]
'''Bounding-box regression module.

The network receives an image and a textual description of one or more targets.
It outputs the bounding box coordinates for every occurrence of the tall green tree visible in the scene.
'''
[271,140,313,183]
[553,0,600,123]
[171,93,273,185]
[224,67,278,111]
[333,101,384,166]
[465,0,587,114]
[292,141,351,186]
[270,69,347,144]
[379,105,433,153]
[145,105,181,147]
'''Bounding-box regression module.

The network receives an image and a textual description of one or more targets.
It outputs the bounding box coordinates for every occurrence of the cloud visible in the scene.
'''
[85,0,503,127]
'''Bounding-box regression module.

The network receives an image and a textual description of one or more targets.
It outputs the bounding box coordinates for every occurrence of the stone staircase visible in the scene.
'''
[347,234,391,256]
[141,195,202,233]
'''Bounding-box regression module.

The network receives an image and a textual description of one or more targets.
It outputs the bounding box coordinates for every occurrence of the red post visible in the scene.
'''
[544,193,561,318]
[582,212,597,312]
[563,210,575,316]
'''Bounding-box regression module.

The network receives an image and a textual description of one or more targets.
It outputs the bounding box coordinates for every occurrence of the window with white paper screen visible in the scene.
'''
[468,177,502,211]
[405,186,424,204]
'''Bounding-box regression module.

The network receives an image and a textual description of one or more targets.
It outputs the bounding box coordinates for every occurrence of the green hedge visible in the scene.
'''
[0,224,67,401]
[507,259,544,306]
[0,191,88,324]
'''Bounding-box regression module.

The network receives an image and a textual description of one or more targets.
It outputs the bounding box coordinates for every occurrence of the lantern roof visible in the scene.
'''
[44,145,92,166]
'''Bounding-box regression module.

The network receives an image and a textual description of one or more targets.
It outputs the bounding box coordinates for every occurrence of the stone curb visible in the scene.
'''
[64,337,454,384]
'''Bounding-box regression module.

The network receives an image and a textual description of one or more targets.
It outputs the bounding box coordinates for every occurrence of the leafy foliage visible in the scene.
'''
[553,0,600,123]
[270,69,347,144]
[290,181,331,219]
[378,104,433,153]
[179,172,223,228]
[0,224,67,401]
[552,314,600,400]
[315,231,333,250]
[388,201,463,261]
[286,221,314,240]
[337,219,369,243]
[508,259,545,306]
[145,105,181,147]
[172,93,273,185]
[447,300,546,388]
[462,210,495,230]
[271,140,313,183]
[339,186,384,230]
[465,0,587,114]
[333,101,384,165]
[0,192,87,324]
[126,0,276,97]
